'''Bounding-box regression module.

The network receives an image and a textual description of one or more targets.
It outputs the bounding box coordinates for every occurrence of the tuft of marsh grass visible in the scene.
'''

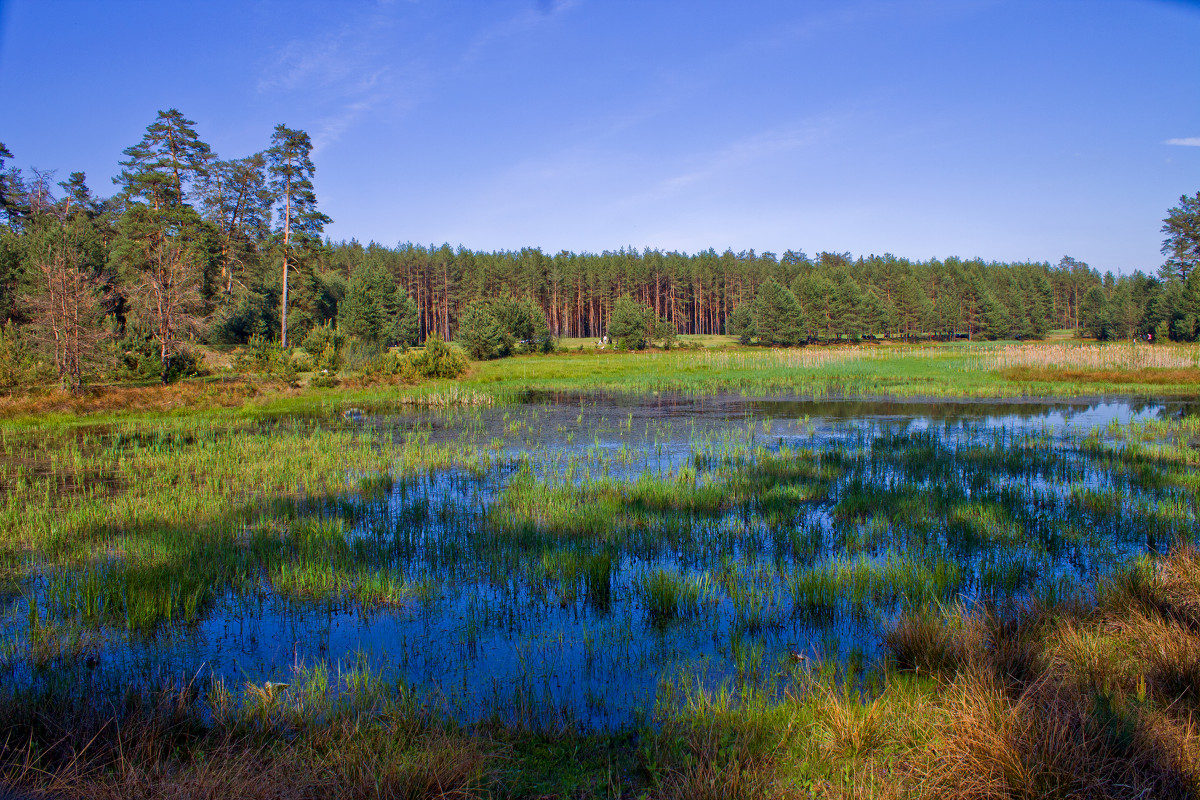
[914,670,1200,800]
[637,568,711,623]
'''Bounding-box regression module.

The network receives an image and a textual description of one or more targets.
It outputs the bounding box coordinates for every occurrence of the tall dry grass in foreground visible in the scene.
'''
[887,546,1200,800]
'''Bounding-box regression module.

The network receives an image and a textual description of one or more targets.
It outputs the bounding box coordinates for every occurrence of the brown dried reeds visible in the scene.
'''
[984,342,1200,372]
[884,609,978,676]
[916,670,1199,800]
[648,759,789,800]
[890,547,1200,799]
[0,379,262,418]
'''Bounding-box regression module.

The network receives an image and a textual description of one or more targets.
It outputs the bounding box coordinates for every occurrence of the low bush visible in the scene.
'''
[403,335,467,378]
[0,322,44,390]
[361,335,468,383]
[232,335,296,385]
[289,349,315,372]
[301,322,345,362]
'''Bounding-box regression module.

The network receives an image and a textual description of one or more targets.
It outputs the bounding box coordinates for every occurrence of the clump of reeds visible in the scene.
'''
[637,568,710,623]
[699,346,876,372]
[915,667,1200,800]
[983,342,1200,371]
[884,607,978,676]
[646,682,801,800]
[396,386,494,407]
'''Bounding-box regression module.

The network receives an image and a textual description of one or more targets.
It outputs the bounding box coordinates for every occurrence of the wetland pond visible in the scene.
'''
[12,393,1200,730]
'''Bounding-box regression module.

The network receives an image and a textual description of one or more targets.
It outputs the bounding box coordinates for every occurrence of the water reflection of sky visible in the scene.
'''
[16,395,1199,731]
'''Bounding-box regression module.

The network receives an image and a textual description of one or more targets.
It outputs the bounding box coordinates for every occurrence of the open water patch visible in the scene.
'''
[4,394,1198,730]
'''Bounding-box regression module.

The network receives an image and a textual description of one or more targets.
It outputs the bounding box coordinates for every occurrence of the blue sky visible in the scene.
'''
[1,0,1197,273]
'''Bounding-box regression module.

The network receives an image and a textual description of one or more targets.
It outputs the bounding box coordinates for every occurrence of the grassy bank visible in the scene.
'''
[287,340,1200,409]
[1,340,1197,425]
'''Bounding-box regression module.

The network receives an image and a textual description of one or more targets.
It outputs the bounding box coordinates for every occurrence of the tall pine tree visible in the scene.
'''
[267,125,329,347]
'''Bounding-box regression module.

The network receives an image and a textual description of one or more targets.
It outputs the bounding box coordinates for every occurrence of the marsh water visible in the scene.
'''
[15,394,1200,730]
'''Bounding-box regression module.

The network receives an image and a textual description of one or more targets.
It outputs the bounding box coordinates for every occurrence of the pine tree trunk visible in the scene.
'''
[281,173,292,348]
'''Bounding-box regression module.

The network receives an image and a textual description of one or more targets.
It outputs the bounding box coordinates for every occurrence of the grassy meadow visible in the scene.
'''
[2,337,1198,424]
[2,339,1200,798]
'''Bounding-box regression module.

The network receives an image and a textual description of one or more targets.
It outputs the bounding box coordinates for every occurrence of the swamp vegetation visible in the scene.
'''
[2,103,1200,799]
[1,343,1200,798]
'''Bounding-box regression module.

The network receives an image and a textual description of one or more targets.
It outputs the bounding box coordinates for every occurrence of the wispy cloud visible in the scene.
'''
[746,0,996,60]
[257,9,395,94]
[257,3,412,152]
[535,0,578,15]
[1165,137,1200,146]
[312,95,382,154]
[653,124,825,195]
[258,1,581,152]
[459,0,581,66]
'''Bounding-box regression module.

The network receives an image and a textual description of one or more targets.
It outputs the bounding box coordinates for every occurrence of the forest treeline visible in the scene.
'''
[2,108,1199,389]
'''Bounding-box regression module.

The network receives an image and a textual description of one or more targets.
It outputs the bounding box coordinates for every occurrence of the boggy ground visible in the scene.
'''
[3,340,1200,798]
[8,549,1200,798]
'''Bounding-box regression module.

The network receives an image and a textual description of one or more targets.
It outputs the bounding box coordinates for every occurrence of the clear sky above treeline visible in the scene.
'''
[1,0,1197,274]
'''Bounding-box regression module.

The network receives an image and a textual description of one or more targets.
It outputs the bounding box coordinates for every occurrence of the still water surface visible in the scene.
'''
[45,395,1200,728]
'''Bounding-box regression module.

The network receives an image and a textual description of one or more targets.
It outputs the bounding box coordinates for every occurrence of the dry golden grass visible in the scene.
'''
[0,682,496,800]
[2,732,493,800]
[0,379,266,417]
[915,671,1199,800]
[887,602,1053,688]
[888,547,1200,800]
[312,727,493,800]
[1110,612,1200,707]
[884,609,978,676]
[12,741,317,800]
[1042,625,1137,694]
[649,759,796,800]
[984,342,1200,371]
[1108,547,1200,629]
[698,346,877,371]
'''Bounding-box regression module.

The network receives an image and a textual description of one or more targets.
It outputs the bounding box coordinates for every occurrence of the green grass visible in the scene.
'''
[3,340,1197,428]
[2,341,1200,797]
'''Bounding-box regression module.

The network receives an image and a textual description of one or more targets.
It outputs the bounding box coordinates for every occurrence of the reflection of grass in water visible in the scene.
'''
[529,548,615,610]
[636,568,712,623]
[8,406,1200,639]
[0,401,1199,794]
